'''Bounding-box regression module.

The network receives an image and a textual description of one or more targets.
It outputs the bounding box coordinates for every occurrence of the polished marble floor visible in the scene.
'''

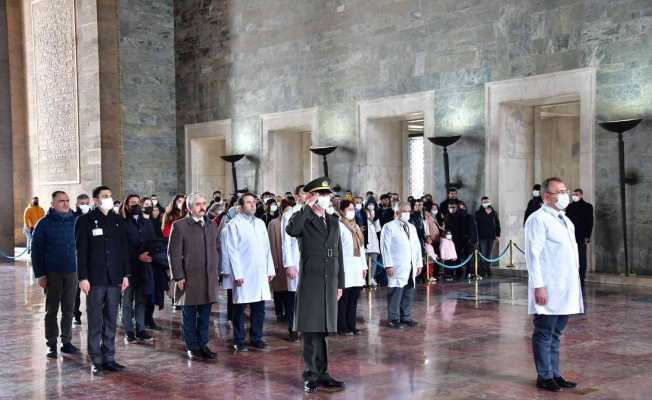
[1,260,652,400]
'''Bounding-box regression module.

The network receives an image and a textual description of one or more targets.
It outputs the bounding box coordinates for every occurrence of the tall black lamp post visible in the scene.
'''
[310,146,338,177]
[428,135,462,191]
[598,118,642,276]
[220,154,245,195]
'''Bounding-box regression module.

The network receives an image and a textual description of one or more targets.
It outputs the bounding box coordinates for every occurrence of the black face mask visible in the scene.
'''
[33,200,39,206]
[214,196,221,203]
[143,206,153,215]
[129,205,141,215]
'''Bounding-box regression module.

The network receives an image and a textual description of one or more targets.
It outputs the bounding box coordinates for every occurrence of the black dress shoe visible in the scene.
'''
[319,375,345,389]
[250,340,268,350]
[102,361,126,372]
[61,342,80,354]
[351,329,361,335]
[304,380,319,393]
[201,346,217,359]
[536,377,561,392]
[90,364,104,376]
[400,319,419,327]
[387,320,404,329]
[46,347,57,359]
[136,331,154,343]
[73,317,82,326]
[125,332,137,343]
[233,344,248,352]
[145,322,162,331]
[288,331,300,342]
[554,376,577,388]
[186,350,202,360]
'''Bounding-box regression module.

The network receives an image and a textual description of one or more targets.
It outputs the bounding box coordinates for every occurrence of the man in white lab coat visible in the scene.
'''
[525,177,583,392]
[225,193,275,352]
[282,184,306,341]
[380,202,423,329]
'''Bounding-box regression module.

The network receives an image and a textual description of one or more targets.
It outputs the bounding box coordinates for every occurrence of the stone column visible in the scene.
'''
[0,0,15,255]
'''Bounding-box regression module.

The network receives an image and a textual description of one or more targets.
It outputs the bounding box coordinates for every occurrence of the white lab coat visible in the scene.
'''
[365,218,381,254]
[380,219,423,288]
[339,221,368,288]
[225,213,275,304]
[220,224,233,290]
[281,205,302,292]
[525,205,584,315]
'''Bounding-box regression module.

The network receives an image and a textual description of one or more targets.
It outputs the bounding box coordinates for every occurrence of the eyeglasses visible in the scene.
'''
[547,191,569,195]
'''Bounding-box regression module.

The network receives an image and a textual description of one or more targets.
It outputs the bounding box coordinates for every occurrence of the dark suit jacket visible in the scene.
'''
[566,199,594,243]
[75,208,130,287]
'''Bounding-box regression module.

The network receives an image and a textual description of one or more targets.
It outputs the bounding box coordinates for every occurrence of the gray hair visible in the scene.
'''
[186,192,207,209]
[541,177,564,194]
[397,201,411,212]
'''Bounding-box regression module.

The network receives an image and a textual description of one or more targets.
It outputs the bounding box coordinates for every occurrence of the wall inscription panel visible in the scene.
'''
[31,0,80,184]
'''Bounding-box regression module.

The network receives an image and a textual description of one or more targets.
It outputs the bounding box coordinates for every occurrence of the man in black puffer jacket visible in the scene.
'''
[31,191,80,359]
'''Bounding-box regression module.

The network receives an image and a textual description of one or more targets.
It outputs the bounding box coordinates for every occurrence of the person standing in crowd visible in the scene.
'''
[149,204,163,237]
[439,187,459,217]
[219,199,240,327]
[208,190,222,209]
[121,194,155,343]
[475,196,501,278]
[32,191,80,359]
[162,195,187,238]
[225,193,276,352]
[168,193,219,361]
[76,186,130,375]
[353,196,367,243]
[378,194,395,227]
[24,196,45,253]
[262,198,279,227]
[282,185,306,342]
[444,200,477,280]
[566,188,594,287]
[380,202,422,329]
[286,177,345,394]
[364,202,381,288]
[72,193,91,326]
[268,199,290,324]
[525,177,583,392]
[337,200,367,335]
[113,200,122,215]
[524,184,544,224]
[151,194,165,215]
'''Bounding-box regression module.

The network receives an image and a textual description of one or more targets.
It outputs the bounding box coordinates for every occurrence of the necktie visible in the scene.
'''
[558,214,567,227]
[401,222,410,238]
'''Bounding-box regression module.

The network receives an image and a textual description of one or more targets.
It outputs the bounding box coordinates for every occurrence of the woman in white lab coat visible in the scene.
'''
[337,200,367,335]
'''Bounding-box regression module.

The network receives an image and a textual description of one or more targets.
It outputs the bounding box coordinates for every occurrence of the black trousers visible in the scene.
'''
[226,289,234,321]
[287,291,296,332]
[302,332,329,381]
[74,287,82,319]
[232,301,265,345]
[337,287,362,333]
[44,272,77,348]
[577,241,587,286]
[273,290,288,319]
[87,285,121,365]
[145,303,155,326]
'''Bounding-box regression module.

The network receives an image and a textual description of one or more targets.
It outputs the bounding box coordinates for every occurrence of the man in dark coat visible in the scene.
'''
[439,187,459,217]
[445,200,478,280]
[566,188,594,287]
[76,186,130,375]
[32,191,80,359]
[286,176,345,394]
[524,184,544,225]
[475,197,501,277]
[167,193,220,361]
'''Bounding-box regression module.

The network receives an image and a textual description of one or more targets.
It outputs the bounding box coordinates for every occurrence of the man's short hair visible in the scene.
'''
[541,177,564,194]
[574,188,583,194]
[76,194,89,201]
[92,186,111,198]
[186,192,207,209]
[481,196,489,201]
[448,187,457,193]
[532,184,541,190]
[52,191,67,199]
[238,192,256,206]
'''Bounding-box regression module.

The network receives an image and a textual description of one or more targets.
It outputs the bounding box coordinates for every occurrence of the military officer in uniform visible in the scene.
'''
[285,177,345,394]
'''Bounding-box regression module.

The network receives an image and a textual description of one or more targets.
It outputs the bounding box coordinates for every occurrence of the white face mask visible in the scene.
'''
[326,206,335,215]
[572,195,580,202]
[317,195,331,210]
[400,212,411,222]
[533,190,540,197]
[555,193,570,210]
[355,204,362,211]
[270,204,278,213]
[446,234,452,240]
[152,199,158,205]
[79,204,90,214]
[432,208,438,214]
[113,206,120,213]
[345,210,355,220]
[100,197,114,211]
[482,202,491,208]
[368,204,375,211]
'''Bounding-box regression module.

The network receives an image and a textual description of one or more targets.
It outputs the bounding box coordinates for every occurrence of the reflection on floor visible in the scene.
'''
[1,261,651,400]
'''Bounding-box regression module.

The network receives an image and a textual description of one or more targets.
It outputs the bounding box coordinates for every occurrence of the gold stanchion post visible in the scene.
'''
[473,248,481,280]
[507,240,514,268]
